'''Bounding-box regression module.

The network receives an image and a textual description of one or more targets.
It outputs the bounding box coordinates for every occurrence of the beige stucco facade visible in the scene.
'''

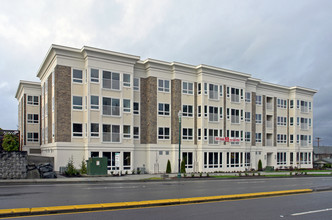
[16,45,317,173]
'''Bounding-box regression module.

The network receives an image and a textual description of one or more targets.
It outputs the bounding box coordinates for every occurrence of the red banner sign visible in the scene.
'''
[215,137,240,142]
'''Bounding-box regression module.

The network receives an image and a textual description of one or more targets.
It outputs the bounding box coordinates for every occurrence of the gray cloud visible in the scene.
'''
[0,0,331,145]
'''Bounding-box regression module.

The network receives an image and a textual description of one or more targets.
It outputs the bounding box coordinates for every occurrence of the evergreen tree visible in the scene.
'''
[258,159,263,171]
[166,160,171,173]
[2,134,19,152]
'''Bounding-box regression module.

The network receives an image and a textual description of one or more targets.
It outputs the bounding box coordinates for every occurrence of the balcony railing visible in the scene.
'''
[231,94,240,103]
[266,121,272,128]
[103,105,120,116]
[103,79,120,90]
[231,115,239,124]
[301,123,308,130]
[266,139,272,146]
[266,103,273,110]
[301,141,308,147]
[301,106,309,113]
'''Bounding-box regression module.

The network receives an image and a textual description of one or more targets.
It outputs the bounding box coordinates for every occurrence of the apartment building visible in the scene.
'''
[16,44,317,173]
[15,81,41,154]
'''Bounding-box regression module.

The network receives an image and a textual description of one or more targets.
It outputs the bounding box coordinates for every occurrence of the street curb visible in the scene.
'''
[0,189,312,218]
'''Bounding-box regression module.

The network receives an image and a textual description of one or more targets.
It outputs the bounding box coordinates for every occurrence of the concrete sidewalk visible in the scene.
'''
[0,171,331,185]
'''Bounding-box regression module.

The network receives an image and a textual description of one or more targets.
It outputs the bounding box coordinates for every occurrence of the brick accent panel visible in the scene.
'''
[171,79,181,144]
[251,92,256,146]
[140,77,157,144]
[54,65,71,142]
[23,94,26,146]
[262,95,266,146]
[47,74,52,144]
[194,82,197,145]
[273,97,277,146]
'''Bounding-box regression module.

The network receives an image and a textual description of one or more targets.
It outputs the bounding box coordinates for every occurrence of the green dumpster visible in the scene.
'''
[87,157,108,175]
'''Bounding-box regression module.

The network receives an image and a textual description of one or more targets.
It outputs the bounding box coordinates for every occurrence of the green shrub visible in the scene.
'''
[181,160,186,174]
[2,134,19,152]
[258,160,263,171]
[166,160,172,173]
[65,156,79,177]
[200,172,203,177]
[80,158,87,174]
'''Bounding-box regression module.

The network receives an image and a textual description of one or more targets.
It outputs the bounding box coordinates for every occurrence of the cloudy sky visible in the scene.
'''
[0,0,331,145]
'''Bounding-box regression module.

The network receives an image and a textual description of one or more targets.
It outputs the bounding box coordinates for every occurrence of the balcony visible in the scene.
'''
[301,106,309,113]
[266,121,272,129]
[231,115,240,124]
[301,123,308,130]
[266,103,273,110]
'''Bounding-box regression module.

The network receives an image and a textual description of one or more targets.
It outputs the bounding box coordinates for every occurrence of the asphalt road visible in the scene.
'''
[7,190,332,220]
[0,176,331,210]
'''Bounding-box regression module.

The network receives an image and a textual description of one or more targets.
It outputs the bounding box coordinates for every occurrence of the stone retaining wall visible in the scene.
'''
[0,151,27,179]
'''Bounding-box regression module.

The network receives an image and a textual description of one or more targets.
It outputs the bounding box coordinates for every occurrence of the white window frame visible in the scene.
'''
[102,97,120,116]
[73,123,83,137]
[134,78,140,91]
[255,114,262,124]
[90,95,99,110]
[123,99,131,113]
[158,103,170,116]
[158,79,170,92]
[256,95,262,105]
[27,95,39,105]
[73,96,83,110]
[27,114,39,124]
[133,102,139,115]
[182,105,193,117]
[158,127,170,140]
[90,123,99,137]
[123,125,131,139]
[73,69,83,83]
[123,73,131,87]
[182,128,193,140]
[133,127,139,139]
[102,71,120,90]
[27,132,39,142]
[182,82,193,95]
[90,68,99,83]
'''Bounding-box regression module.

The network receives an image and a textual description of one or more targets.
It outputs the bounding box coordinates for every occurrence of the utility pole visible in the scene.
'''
[315,137,322,147]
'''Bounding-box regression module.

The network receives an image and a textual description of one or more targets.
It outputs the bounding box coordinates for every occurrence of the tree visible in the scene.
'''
[258,159,263,171]
[80,158,87,174]
[181,159,186,174]
[2,134,19,152]
[65,156,79,176]
[166,160,171,173]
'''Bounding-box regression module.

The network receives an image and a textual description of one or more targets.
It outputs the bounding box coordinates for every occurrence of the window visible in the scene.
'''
[290,117,294,126]
[27,96,39,105]
[226,86,230,98]
[297,135,300,144]
[134,127,139,139]
[256,133,262,143]
[123,74,131,87]
[290,100,294,108]
[245,112,251,122]
[204,152,220,168]
[73,123,82,137]
[241,110,244,121]
[231,88,240,102]
[277,152,287,165]
[277,98,287,108]
[245,132,251,142]
[204,129,207,140]
[103,152,120,170]
[297,117,300,126]
[245,152,251,167]
[183,128,193,140]
[91,69,99,83]
[73,96,83,110]
[209,106,218,122]
[198,106,201,117]
[226,108,230,120]
[256,95,262,105]
[182,105,193,117]
[309,102,312,111]
[182,82,193,94]
[158,79,170,92]
[208,129,218,144]
[300,100,308,113]
[198,128,201,140]
[123,125,130,138]
[198,83,201,95]
[245,92,251,102]
[134,102,139,114]
[102,124,120,142]
[158,103,170,116]
[103,97,120,116]
[277,134,287,144]
[230,130,240,145]
[209,84,218,100]
[123,152,131,170]
[277,116,287,126]
[27,132,39,142]
[309,118,312,127]
[290,135,294,144]
[158,127,170,140]
[134,78,140,91]
[27,114,38,123]
[227,152,240,167]
[240,89,244,100]
[219,107,223,119]
[91,123,99,137]
[103,71,120,90]
[204,105,208,117]
[90,96,99,110]
[123,99,131,112]
[182,152,193,168]
[256,114,262,124]
[231,109,240,124]
[219,85,223,97]
[204,83,208,95]
[73,69,83,83]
